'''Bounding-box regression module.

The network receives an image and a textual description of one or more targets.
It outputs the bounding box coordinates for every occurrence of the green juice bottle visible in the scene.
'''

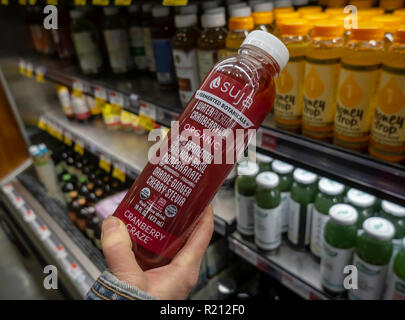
[235,161,259,237]
[288,168,318,250]
[256,153,273,173]
[346,188,376,230]
[321,204,358,294]
[310,178,345,259]
[254,172,281,252]
[272,160,294,235]
[348,217,395,300]
[384,237,405,300]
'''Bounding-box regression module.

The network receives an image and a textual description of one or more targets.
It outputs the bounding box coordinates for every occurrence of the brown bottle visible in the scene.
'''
[85,208,99,240]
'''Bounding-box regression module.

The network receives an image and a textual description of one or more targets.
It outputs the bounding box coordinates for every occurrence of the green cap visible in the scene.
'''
[62,174,71,181]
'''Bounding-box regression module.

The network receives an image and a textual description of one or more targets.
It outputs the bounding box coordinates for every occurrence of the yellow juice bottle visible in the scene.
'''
[302,21,344,140]
[302,13,329,34]
[252,11,274,33]
[332,14,353,44]
[333,23,385,151]
[372,15,403,49]
[275,19,310,132]
[223,15,254,58]
[369,26,405,163]
[394,9,405,23]
[274,12,301,36]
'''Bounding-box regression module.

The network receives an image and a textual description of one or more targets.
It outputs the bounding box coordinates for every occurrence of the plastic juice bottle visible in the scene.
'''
[348,217,395,300]
[302,21,344,141]
[85,95,101,120]
[288,168,318,250]
[252,11,274,33]
[173,14,201,108]
[384,237,405,300]
[380,0,405,13]
[197,10,227,82]
[274,12,301,36]
[346,188,376,229]
[254,172,282,251]
[151,6,177,85]
[256,153,273,172]
[275,19,310,132]
[271,160,294,235]
[310,178,345,259]
[141,3,156,73]
[103,8,132,74]
[334,23,384,151]
[112,30,289,270]
[369,27,405,162]
[298,6,322,16]
[56,85,74,121]
[320,204,358,294]
[301,13,329,31]
[236,161,259,237]
[331,14,352,44]
[70,10,103,75]
[325,8,346,16]
[224,7,254,58]
[128,5,148,71]
[394,9,405,23]
[372,15,403,49]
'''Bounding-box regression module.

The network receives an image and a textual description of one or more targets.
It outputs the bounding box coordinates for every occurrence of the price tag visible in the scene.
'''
[37,117,48,131]
[1,0,9,5]
[13,195,25,208]
[114,0,131,5]
[112,160,126,183]
[74,0,86,5]
[92,0,109,5]
[35,65,46,83]
[54,125,63,141]
[56,245,67,259]
[46,121,55,137]
[139,101,156,131]
[18,0,27,5]
[39,225,51,240]
[99,153,111,173]
[2,184,13,194]
[22,208,36,222]
[74,139,85,155]
[64,130,73,146]
[162,0,188,5]
[72,80,84,98]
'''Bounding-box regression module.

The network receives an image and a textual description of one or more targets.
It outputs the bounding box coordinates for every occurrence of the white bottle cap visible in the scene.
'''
[142,3,152,12]
[152,6,170,18]
[29,145,40,156]
[202,12,226,28]
[180,4,198,14]
[256,153,273,163]
[274,0,293,7]
[237,161,259,176]
[256,172,279,189]
[249,0,264,7]
[202,1,220,11]
[241,30,289,72]
[318,178,344,196]
[128,5,138,13]
[230,6,252,17]
[70,9,84,19]
[293,0,309,5]
[103,7,119,16]
[272,160,294,174]
[253,2,274,12]
[382,200,405,217]
[293,168,317,185]
[175,14,197,28]
[347,188,376,208]
[363,217,395,241]
[206,7,226,15]
[329,204,358,226]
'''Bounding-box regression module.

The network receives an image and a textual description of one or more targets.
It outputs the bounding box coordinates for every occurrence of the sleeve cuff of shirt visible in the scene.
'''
[85,270,158,300]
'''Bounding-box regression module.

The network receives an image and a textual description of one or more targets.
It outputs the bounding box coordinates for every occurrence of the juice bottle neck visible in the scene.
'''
[237,45,281,78]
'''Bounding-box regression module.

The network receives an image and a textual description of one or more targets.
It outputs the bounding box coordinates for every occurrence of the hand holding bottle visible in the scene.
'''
[100,204,213,299]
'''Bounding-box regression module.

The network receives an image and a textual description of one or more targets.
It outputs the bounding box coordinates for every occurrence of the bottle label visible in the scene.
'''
[335,65,381,140]
[72,95,91,120]
[302,59,340,128]
[254,204,281,250]
[280,191,290,233]
[321,240,354,293]
[288,199,312,245]
[113,70,267,260]
[173,49,200,106]
[371,67,405,148]
[197,49,217,82]
[384,273,405,300]
[72,31,102,73]
[310,208,330,257]
[275,57,305,125]
[152,38,176,84]
[348,254,388,300]
[142,27,156,72]
[129,26,147,70]
[57,89,73,116]
[104,29,132,73]
[236,192,255,236]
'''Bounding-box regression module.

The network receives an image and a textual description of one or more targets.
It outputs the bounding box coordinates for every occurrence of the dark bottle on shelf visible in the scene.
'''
[68,198,80,223]
[111,178,123,193]
[86,214,100,241]
[217,278,237,300]
[78,176,89,197]
[87,191,99,206]
[76,206,95,232]
[62,174,76,203]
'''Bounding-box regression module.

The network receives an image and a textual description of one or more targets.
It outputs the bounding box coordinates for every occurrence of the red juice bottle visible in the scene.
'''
[113,30,289,270]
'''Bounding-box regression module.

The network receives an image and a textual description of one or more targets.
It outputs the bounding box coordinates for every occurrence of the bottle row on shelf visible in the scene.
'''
[234,154,405,299]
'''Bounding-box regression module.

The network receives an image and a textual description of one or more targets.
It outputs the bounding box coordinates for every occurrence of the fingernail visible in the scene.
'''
[102,217,120,233]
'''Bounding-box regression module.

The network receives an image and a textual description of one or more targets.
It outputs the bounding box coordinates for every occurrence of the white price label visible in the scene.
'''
[94,86,107,100]
[56,244,68,259]
[35,65,46,82]
[139,101,157,120]
[39,225,51,240]
[13,195,25,208]
[21,207,36,222]
[2,184,13,194]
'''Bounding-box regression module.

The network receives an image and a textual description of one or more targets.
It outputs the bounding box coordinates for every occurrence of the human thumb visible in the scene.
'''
[101,216,145,285]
